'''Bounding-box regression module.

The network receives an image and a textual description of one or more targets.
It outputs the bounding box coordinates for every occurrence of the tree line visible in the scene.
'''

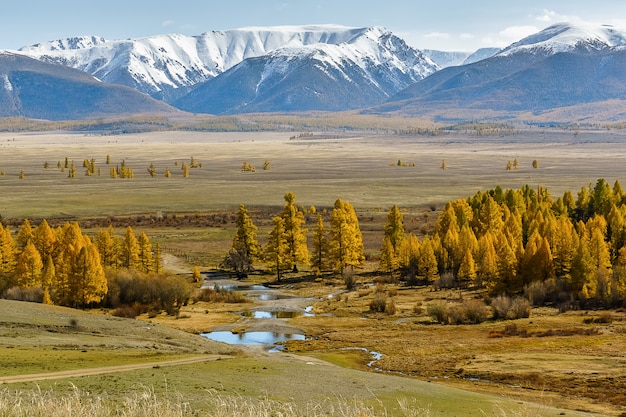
[222,192,364,282]
[379,179,626,309]
[0,220,162,308]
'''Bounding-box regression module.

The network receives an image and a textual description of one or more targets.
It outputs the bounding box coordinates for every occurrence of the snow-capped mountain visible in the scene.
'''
[16,25,437,103]
[376,22,626,118]
[461,47,500,65]
[422,50,472,68]
[497,22,626,56]
[175,26,438,114]
[0,52,176,120]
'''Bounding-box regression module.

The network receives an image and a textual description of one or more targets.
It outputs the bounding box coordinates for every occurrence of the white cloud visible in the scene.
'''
[460,33,474,40]
[161,20,174,28]
[424,32,450,40]
[498,25,539,44]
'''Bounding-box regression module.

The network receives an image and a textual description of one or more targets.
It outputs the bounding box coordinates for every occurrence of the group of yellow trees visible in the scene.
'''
[380,179,626,307]
[223,193,364,281]
[0,220,160,307]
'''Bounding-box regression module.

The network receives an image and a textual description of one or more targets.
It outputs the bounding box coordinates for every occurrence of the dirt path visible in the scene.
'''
[0,355,231,384]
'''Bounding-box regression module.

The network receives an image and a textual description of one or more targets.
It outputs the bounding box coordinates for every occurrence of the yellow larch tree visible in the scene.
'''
[15,240,43,288]
[137,232,154,273]
[121,226,141,270]
[281,192,309,272]
[310,212,329,274]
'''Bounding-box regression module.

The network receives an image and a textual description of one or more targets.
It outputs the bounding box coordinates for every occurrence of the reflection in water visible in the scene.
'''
[201,331,305,345]
[240,310,315,319]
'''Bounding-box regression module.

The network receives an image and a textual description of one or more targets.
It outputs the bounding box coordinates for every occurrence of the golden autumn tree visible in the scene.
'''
[398,232,420,280]
[476,231,498,288]
[121,226,140,270]
[16,219,33,250]
[310,212,329,274]
[33,219,57,262]
[41,255,55,305]
[328,199,365,273]
[15,240,43,288]
[379,237,397,277]
[137,232,154,273]
[0,224,17,276]
[383,205,405,254]
[223,204,261,278]
[54,222,107,307]
[417,236,439,283]
[281,192,309,272]
[265,216,290,282]
[96,225,119,268]
[457,249,477,285]
[72,240,107,307]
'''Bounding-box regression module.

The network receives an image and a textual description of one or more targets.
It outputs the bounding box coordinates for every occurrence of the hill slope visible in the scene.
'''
[0,52,177,120]
[373,23,626,119]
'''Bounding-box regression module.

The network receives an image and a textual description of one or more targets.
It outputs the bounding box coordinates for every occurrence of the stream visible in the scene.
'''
[199,277,385,369]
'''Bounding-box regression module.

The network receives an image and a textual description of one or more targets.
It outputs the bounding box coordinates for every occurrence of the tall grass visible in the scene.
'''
[0,387,433,417]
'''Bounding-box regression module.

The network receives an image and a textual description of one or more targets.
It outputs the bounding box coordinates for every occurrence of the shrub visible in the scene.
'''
[524,281,547,306]
[462,299,488,324]
[434,272,456,290]
[194,287,248,304]
[385,298,397,315]
[369,293,388,313]
[508,297,531,319]
[111,305,139,318]
[343,269,356,290]
[427,300,448,323]
[491,294,511,319]
[105,269,192,316]
[491,295,531,320]
[3,286,43,303]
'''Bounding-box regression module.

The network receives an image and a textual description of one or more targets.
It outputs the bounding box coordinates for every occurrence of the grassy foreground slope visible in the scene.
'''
[0,299,605,416]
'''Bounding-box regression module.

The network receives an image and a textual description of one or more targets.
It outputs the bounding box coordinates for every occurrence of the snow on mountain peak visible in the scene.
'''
[498,22,626,56]
[13,25,436,102]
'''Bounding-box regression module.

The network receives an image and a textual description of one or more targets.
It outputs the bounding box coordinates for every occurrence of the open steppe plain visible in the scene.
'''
[1,127,626,416]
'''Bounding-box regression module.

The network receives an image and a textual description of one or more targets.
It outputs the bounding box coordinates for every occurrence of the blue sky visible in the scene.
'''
[4,1,626,51]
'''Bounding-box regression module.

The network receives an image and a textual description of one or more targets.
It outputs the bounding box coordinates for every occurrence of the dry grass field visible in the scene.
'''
[1,127,626,219]
[1,126,626,416]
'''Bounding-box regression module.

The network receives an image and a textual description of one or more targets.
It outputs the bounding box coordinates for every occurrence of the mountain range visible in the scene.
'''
[375,22,626,119]
[3,22,626,121]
